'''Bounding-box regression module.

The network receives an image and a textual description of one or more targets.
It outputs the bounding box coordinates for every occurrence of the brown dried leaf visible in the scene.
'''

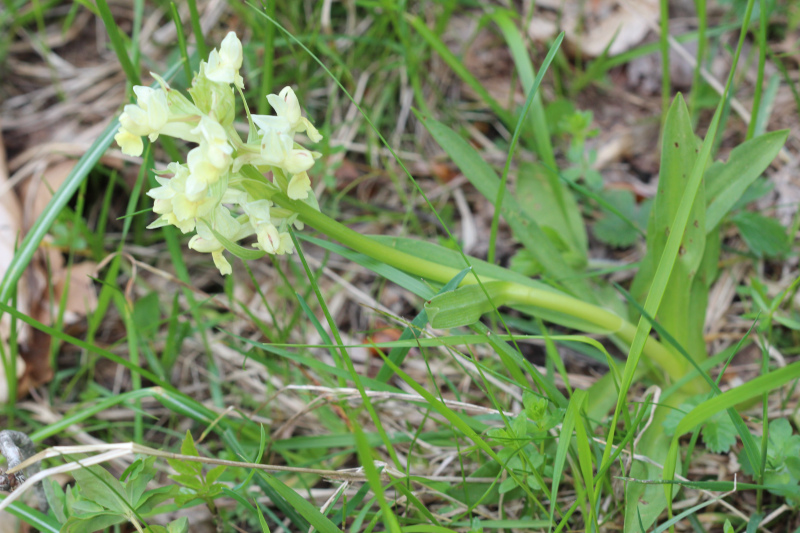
[529,0,659,57]
[0,120,30,403]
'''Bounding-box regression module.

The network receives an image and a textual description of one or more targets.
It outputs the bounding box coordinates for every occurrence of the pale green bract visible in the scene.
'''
[114,31,322,275]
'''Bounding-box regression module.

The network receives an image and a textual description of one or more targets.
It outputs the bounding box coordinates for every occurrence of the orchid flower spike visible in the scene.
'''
[115,31,323,276]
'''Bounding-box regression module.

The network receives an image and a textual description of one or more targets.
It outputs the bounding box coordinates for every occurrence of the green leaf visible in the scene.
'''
[136,486,177,514]
[125,456,158,507]
[742,418,800,476]
[167,457,198,477]
[63,513,125,533]
[704,129,789,230]
[205,465,226,485]
[517,162,587,264]
[498,476,519,494]
[414,113,592,299]
[593,190,649,248]
[630,93,707,368]
[733,211,789,258]
[256,504,272,533]
[179,431,202,470]
[624,408,673,532]
[523,393,547,422]
[491,11,556,169]
[424,281,510,328]
[71,465,129,514]
[46,477,68,523]
[168,516,189,533]
[701,413,738,453]
[509,248,542,277]
[663,398,700,436]
[71,501,106,516]
[254,471,343,533]
[170,474,204,491]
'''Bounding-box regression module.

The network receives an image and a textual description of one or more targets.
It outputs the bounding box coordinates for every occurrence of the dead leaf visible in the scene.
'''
[22,158,77,230]
[0,119,31,404]
[0,124,97,404]
[529,0,659,57]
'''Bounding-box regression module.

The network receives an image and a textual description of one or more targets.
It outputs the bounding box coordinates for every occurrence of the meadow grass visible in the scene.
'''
[0,1,799,532]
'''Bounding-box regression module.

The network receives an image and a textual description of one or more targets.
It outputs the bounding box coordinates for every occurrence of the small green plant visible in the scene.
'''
[739,418,800,504]
[662,394,738,453]
[558,110,603,190]
[46,456,179,533]
[167,431,227,522]
[593,189,651,249]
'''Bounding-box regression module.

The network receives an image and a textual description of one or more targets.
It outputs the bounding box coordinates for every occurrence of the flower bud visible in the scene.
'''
[206,32,244,88]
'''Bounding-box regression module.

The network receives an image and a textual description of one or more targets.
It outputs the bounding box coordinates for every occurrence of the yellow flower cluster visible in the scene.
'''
[114,32,323,275]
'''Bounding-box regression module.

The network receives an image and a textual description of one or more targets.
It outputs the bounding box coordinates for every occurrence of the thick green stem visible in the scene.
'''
[271,190,686,383]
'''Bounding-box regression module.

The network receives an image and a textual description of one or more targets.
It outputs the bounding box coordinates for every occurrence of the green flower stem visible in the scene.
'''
[269,190,686,384]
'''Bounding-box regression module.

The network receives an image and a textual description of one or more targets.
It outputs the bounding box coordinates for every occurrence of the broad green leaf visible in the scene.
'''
[618,83,734,532]
[205,465,226,485]
[415,113,593,299]
[733,211,789,258]
[170,474,204,491]
[593,190,650,248]
[63,513,125,533]
[517,162,587,265]
[425,281,509,328]
[179,431,201,465]
[168,517,189,533]
[167,457,198,477]
[71,465,129,514]
[492,12,586,263]
[631,94,706,367]
[136,485,176,513]
[71,501,106,515]
[45,477,68,523]
[704,129,789,230]
[700,414,738,453]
